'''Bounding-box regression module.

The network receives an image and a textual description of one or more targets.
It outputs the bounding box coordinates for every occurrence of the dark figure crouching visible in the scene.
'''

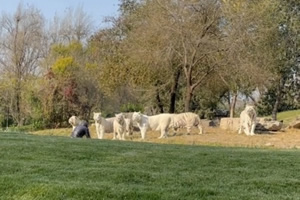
[71,122,91,138]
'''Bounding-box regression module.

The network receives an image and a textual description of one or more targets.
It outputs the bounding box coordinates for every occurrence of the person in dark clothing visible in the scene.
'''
[70,123,91,138]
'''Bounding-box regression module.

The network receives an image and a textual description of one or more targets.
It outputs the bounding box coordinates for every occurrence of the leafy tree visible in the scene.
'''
[220,0,279,117]
[39,41,101,127]
[269,0,300,120]
[256,0,300,119]
[113,0,223,112]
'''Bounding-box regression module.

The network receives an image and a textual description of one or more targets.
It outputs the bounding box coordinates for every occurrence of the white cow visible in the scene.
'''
[122,112,134,136]
[124,118,133,136]
[238,105,257,136]
[171,112,204,135]
[132,112,173,139]
[93,112,115,139]
[113,113,126,140]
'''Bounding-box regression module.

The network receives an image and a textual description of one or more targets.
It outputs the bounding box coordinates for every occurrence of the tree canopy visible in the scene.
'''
[0,0,298,129]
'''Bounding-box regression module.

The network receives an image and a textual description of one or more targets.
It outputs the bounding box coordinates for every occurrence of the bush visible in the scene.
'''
[6,125,34,132]
[32,119,46,130]
[120,103,143,113]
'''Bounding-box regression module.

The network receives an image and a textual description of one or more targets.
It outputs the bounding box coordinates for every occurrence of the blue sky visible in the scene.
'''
[0,0,120,28]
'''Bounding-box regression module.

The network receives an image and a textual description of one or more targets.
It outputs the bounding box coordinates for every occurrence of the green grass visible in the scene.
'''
[276,109,300,125]
[0,132,299,200]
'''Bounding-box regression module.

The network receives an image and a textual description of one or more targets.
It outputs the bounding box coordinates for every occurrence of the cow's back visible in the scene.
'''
[149,113,173,131]
[104,117,115,133]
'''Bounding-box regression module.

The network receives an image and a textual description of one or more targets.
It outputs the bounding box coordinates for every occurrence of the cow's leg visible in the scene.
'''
[130,125,134,136]
[96,124,103,139]
[197,124,203,134]
[186,126,192,135]
[125,122,133,136]
[172,127,178,136]
[95,124,99,139]
[238,125,242,134]
[244,123,251,135]
[140,127,147,140]
[250,123,256,136]
[159,128,168,139]
[99,128,104,139]
[121,132,126,140]
[126,126,133,136]
[238,119,243,134]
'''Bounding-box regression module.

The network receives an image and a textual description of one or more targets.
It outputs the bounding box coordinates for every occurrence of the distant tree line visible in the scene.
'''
[0,0,299,129]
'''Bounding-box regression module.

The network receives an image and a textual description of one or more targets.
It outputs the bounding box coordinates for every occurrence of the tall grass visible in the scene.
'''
[277,109,300,125]
[0,132,299,200]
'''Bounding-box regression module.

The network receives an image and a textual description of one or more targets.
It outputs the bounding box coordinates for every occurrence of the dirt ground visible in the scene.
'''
[86,126,300,149]
[33,126,300,149]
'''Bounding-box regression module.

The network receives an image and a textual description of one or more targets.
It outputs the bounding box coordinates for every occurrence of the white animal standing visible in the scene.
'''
[238,105,257,136]
[123,112,134,136]
[93,112,115,139]
[113,113,126,140]
[132,112,173,139]
[124,118,133,136]
[171,112,204,135]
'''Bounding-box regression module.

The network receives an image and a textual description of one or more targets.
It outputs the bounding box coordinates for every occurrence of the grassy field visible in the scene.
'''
[276,109,300,126]
[0,131,299,200]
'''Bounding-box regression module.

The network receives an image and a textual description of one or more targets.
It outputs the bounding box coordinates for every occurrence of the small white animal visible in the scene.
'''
[171,112,204,135]
[238,105,257,136]
[124,118,134,136]
[122,112,135,136]
[93,112,115,139]
[132,112,173,139]
[113,113,126,140]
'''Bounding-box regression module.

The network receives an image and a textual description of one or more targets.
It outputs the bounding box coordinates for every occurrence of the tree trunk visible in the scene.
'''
[229,92,238,118]
[184,87,193,112]
[14,18,22,126]
[16,92,21,126]
[169,69,181,113]
[14,80,22,126]
[271,78,285,120]
[156,88,164,113]
[272,98,280,121]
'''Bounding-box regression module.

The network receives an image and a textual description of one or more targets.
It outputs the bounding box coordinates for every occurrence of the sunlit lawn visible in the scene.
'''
[0,131,299,200]
[276,109,300,125]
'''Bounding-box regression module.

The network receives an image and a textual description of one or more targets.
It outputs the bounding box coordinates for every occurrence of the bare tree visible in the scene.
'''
[0,3,45,125]
[47,5,94,45]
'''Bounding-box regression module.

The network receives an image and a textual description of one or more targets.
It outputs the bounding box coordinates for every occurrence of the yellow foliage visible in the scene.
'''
[85,63,97,70]
[222,0,241,8]
[51,41,83,56]
[222,0,244,13]
[69,42,83,51]
[52,56,74,75]
[51,44,68,56]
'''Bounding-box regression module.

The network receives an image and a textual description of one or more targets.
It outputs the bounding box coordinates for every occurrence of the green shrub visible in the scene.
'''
[120,103,144,112]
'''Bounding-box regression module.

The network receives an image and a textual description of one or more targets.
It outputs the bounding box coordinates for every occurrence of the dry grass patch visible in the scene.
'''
[31,125,300,149]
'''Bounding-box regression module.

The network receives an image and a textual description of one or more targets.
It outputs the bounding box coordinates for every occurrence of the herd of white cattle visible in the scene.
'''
[68,105,257,140]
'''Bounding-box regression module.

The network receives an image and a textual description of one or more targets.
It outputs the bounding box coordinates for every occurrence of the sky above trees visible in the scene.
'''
[0,0,120,28]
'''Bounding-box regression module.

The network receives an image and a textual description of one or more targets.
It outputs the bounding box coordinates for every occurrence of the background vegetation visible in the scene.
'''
[0,0,299,130]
